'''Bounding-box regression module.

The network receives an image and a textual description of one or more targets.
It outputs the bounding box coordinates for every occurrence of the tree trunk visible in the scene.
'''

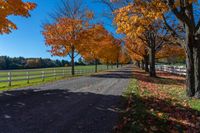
[71,46,75,75]
[144,55,149,72]
[149,47,156,77]
[184,28,195,97]
[185,45,195,97]
[193,40,200,98]
[141,60,145,70]
[95,59,98,73]
[137,61,140,68]
[116,59,119,68]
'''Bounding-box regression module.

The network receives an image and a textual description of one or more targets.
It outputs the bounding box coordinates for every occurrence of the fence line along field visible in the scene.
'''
[0,65,118,90]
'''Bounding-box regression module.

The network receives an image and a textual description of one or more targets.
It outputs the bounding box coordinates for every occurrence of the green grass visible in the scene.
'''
[118,69,200,133]
[121,79,146,133]
[158,83,200,111]
[0,65,117,91]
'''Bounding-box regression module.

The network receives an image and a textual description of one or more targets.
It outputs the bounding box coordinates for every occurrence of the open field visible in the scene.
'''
[0,65,118,91]
[115,67,200,133]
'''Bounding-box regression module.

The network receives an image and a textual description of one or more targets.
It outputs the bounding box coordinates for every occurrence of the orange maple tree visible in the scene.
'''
[79,24,122,70]
[79,25,110,71]
[98,35,121,68]
[43,18,83,75]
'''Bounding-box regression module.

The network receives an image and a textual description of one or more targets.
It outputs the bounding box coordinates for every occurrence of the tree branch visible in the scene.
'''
[165,0,192,28]
[162,15,185,46]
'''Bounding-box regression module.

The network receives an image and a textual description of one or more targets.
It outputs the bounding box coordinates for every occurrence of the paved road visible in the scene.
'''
[0,66,133,133]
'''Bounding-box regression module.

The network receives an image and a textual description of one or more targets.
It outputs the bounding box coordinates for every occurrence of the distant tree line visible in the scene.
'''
[0,56,85,70]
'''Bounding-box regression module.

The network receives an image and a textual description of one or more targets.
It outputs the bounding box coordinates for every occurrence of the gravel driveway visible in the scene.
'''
[0,66,133,133]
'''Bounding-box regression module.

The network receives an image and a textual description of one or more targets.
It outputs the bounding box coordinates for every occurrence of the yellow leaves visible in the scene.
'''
[114,0,167,39]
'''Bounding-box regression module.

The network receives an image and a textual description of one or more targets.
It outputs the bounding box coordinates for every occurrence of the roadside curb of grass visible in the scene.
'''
[113,79,144,133]
[0,76,79,93]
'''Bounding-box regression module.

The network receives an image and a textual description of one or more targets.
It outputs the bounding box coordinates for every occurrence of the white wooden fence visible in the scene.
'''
[0,66,116,87]
[156,65,186,76]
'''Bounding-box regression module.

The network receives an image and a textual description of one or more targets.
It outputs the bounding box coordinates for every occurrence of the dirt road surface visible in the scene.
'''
[0,66,133,133]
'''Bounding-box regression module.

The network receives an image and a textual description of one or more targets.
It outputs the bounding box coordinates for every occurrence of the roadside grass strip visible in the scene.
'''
[115,67,200,133]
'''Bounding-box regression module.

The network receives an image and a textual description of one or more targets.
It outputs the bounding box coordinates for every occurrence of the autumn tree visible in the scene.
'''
[156,44,185,59]
[125,37,149,72]
[114,0,169,77]
[114,39,122,68]
[112,0,200,97]
[43,18,83,75]
[43,0,93,75]
[78,25,112,72]
[119,47,131,66]
[0,0,36,34]
[98,34,121,68]
[160,0,200,97]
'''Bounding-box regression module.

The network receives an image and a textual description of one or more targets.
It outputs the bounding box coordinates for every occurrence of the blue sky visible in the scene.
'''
[0,0,115,61]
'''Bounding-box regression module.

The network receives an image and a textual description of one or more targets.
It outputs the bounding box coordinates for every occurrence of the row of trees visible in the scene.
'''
[1,0,198,98]
[42,0,130,75]
[0,56,73,70]
[0,0,130,72]
[109,0,200,98]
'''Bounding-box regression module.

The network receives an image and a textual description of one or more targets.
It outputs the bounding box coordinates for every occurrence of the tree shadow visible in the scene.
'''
[133,69,185,86]
[0,89,125,133]
[117,93,200,133]
[91,67,134,79]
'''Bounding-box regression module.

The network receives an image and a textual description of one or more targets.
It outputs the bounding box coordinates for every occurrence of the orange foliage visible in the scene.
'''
[43,18,83,56]
[79,24,122,64]
[156,45,185,59]
[0,0,36,34]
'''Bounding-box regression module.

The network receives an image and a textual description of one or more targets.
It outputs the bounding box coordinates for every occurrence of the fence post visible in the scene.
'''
[8,72,11,87]
[42,71,45,82]
[27,71,30,84]
[54,69,56,79]
[63,69,65,77]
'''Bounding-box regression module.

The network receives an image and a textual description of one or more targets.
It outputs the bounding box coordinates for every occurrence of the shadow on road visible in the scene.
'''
[91,67,134,79]
[0,89,125,133]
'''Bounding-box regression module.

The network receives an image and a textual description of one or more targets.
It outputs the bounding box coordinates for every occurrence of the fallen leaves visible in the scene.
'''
[115,67,200,133]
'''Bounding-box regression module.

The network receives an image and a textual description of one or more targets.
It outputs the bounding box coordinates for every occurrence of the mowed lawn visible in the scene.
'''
[0,65,116,91]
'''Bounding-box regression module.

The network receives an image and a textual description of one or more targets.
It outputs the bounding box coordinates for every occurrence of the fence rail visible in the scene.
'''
[0,65,119,87]
[156,65,186,76]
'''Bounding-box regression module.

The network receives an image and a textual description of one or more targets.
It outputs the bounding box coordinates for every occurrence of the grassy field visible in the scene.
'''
[115,67,200,133]
[0,65,117,91]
